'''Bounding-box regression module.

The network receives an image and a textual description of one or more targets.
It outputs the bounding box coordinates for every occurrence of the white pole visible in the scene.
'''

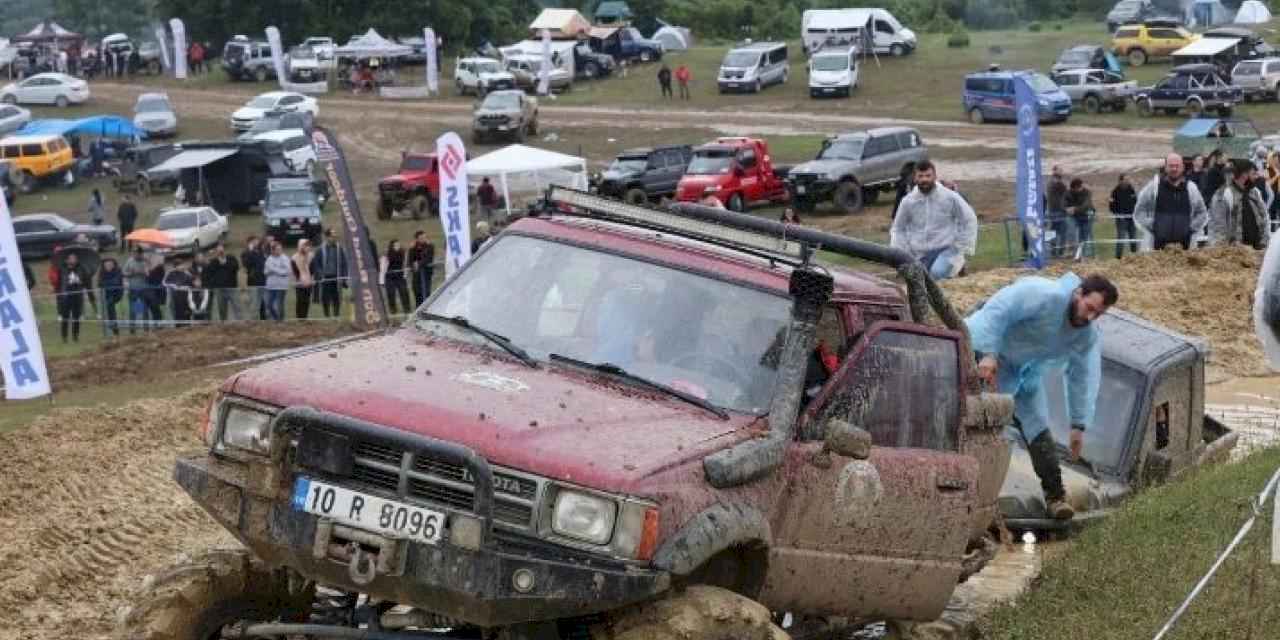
[500,172,512,216]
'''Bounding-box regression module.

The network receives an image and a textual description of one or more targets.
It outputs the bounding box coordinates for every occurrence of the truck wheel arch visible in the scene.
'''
[652,502,772,581]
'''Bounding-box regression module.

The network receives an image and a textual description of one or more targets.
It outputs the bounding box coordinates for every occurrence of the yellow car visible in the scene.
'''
[1111,21,1200,66]
[0,133,74,192]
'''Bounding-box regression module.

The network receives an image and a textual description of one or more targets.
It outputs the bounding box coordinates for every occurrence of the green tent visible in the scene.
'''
[595,1,633,24]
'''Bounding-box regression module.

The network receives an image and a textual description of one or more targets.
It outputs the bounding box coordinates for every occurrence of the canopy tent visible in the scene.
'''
[466,144,588,215]
[333,29,413,59]
[146,148,238,175]
[594,1,634,24]
[1188,0,1232,27]
[651,25,692,51]
[18,116,147,141]
[1171,37,1240,58]
[15,20,82,45]
[501,39,577,73]
[529,9,592,39]
[1236,0,1272,24]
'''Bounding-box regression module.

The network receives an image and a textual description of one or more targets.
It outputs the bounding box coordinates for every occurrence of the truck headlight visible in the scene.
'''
[219,404,274,454]
[552,489,617,544]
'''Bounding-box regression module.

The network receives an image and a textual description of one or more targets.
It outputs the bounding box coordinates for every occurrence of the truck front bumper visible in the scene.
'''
[788,178,836,200]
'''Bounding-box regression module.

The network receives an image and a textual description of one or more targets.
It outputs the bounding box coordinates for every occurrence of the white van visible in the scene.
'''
[802,8,917,57]
[717,41,789,93]
[808,46,859,97]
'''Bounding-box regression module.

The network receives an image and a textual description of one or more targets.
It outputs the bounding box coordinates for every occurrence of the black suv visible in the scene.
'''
[595,145,693,204]
[1135,63,1243,117]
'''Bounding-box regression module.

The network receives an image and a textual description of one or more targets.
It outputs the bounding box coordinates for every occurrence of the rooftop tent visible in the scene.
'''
[1187,0,1232,27]
[1235,0,1272,24]
[529,9,592,39]
[466,144,588,215]
[651,25,692,51]
[333,28,413,58]
[594,1,634,24]
[16,20,82,45]
[18,116,147,141]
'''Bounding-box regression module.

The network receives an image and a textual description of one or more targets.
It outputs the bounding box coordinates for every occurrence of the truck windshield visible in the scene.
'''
[420,234,793,414]
[817,138,865,160]
[723,51,760,68]
[609,156,648,172]
[136,97,170,113]
[481,93,520,110]
[290,46,315,59]
[687,149,734,174]
[402,156,432,171]
[268,189,315,209]
[224,43,247,60]
[812,55,850,72]
[477,61,501,74]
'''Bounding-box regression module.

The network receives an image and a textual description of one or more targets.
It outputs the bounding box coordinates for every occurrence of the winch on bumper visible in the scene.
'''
[177,406,668,628]
[787,174,837,199]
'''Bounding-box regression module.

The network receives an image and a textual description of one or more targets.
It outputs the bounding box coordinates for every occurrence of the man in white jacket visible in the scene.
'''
[890,160,978,280]
[1133,153,1209,251]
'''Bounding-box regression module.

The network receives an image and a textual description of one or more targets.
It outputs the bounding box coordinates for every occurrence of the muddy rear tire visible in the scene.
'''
[592,585,788,640]
[119,548,313,640]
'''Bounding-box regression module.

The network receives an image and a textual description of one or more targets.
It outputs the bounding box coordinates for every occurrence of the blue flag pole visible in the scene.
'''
[1013,75,1045,269]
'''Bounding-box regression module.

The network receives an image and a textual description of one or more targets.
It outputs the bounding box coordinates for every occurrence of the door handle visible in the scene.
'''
[936,477,969,492]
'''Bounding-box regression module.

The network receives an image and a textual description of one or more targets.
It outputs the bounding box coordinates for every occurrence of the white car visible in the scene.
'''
[454,57,516,95]
[154,206,228,253]
[133,92,178,138]
[230,91,319,131]
[1,72,90,107]
[252,129,317,176]
[0,103,30,135]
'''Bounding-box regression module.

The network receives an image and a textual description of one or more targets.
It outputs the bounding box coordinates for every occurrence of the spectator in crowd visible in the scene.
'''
[675,63,691,100]
[189,41,205,74]
[1109,173,1138,258]
[241,236,268,319]
[890,160,978,280]
[471,221,491,254]
[477,177,498,219]
[117,194,138,251]
[1209,159,1270,250]
[657,64,673,99]
[1187,154,1205,190]
[893,162,917,220]
[1064,178,1095,259]
[122,246,150,333]
[164,260,195,326]
[1046,165,1069,257]
[191,251,208,280]
[128,48,141,76]
[1135,153,1208,251]
[409,230,435,307]
[1266,151,1280,222]
[311,229,348,318]
[98,257,123,337]
[291,239,315,319]
[57,253,91,343]
[203,243,241,321]
[381,238,411,315]
[1250,163,1273,215]
[189,276,212,323]
[264,242,292,322]
[88,188,105,226]
[779,207,802,224]
[144,254,167,328]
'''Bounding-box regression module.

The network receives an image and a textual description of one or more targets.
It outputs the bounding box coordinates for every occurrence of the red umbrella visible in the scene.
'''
[126,228,176,248]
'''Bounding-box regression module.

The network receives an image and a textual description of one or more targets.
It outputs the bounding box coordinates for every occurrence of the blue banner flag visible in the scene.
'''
[1014,75,1046,269]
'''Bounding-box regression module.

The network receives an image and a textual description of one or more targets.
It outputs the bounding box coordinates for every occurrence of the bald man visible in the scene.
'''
[1134,153,1209,251]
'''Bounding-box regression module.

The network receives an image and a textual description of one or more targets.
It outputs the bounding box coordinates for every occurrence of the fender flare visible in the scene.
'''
[652,502,772,576]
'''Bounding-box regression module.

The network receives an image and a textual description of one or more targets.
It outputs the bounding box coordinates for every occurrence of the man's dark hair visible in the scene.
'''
[1080,274,1118,307]
[914,159,935,174]
[414,230,426,239]
[1232,159,1254,178]
[246,234,257,242]
[1070,178,1084,189]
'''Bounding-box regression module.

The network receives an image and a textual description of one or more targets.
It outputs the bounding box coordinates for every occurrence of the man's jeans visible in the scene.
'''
[1048,209,1068,257]
[1114,215,1137,258]
[1070,215,1095,258]
[920,247,963,280]
[127,289,147,334]
[215,288,242,321]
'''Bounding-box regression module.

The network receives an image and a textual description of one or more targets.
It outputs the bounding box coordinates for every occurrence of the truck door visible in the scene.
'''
[873,19,897,53]
[764,321,978,621]
[735,146,760,200]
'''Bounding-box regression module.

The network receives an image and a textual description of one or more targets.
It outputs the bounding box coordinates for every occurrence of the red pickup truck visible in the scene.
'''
[377,152,440,220]
[675,137,789,211]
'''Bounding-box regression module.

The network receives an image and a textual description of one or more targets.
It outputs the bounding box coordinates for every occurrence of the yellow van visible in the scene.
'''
[0,134,74,192]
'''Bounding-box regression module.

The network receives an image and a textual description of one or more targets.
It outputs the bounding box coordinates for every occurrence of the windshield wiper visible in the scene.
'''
[418,312,537,368]
[548,353,729,420]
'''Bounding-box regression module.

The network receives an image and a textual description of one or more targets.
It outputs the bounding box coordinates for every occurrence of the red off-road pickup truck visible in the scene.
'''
[675,137,790,211]
[377,151,440,220]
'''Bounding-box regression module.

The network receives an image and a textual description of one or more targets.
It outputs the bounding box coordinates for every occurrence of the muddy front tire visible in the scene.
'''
[593,585,789,640]
[119,548,313,640]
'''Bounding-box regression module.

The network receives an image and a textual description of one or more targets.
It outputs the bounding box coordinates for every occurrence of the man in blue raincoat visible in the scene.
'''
[966,273,1119,520]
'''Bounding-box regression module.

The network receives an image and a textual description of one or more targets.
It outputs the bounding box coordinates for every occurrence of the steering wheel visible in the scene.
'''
[669,352,753,390]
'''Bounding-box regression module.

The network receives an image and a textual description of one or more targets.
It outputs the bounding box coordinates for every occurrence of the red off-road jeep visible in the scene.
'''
[123,187,1012,640]
[377,152,440,221]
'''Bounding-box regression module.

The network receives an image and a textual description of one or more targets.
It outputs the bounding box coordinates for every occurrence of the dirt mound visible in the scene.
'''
[944,246,1266,377]
[0,385,237,639]
[48,322,355,388]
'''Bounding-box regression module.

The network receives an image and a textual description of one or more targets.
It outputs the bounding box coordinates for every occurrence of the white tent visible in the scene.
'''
[1236,0,1272,24]
[466,144,588,215]
[334,29,413,58]
[651,25,692,51]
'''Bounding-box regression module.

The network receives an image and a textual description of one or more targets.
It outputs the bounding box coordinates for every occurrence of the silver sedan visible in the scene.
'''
[0,103,30,136]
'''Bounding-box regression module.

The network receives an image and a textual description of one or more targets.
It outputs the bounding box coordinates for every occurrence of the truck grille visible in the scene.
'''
[479,114,510,125]
[349,440,539,530]
[788,173,821,186]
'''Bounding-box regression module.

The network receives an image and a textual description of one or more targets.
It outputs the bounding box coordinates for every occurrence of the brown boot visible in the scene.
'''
[1047,499,1075,520]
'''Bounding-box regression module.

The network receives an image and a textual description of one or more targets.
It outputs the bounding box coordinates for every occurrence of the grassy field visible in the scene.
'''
[981,445,1280,639]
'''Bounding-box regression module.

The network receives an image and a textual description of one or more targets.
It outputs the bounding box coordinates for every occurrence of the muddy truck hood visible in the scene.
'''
[230,330,757,492]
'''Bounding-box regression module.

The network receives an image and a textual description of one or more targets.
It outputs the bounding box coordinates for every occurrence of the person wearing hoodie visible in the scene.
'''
[87,188,105,226]
[1209,160,1271,250]
[98,257,124,337]
[164,260,195,326]
[1108,174,1138,258]
[144,257,167,329]
[1134,153,1209,251]
[188,275,212,323]
[122,246,150,333]
[264,241,292,322]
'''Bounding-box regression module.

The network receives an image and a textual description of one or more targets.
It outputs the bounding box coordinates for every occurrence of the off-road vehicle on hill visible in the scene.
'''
[121,187,1014,640]
[473,89,538,143]
[786,127,928,214]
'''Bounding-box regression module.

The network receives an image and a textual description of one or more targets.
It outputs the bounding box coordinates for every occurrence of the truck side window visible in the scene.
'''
[875,20,894,34]
[738,148,757,168]
[812,328,961,450]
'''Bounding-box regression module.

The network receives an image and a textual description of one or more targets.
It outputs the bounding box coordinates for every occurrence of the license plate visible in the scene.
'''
[497,125,508,131]
[823,88,835,93]
[293,477,445,544]
[796,185,806,194]
[289,224,302,229]
[728,83,739,88]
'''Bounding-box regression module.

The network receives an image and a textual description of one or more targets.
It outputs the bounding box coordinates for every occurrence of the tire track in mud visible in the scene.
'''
[0,389,238,640]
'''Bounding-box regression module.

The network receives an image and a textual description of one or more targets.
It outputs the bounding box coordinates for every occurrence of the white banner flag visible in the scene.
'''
[169,18,187,79]
[0,195,51,399]
[265,26,288,88]
[436,132,472,277]
[153,25,171,71]
[424,27,439,95]
[538,29,552,95]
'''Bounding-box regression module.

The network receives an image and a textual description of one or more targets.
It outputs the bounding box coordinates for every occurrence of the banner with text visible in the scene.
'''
[425,27,439,95]
[311,127,390,328]
[0,194,51,399]
[1014,75,1045,269]
[169,18,188,79]
[436,132,472,277]
[265,27,289,89]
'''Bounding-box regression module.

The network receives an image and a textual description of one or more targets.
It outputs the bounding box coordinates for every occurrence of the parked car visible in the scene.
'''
[149,206,228,254]
[1232,57,1280,101]
[1051,45,1115,74]
[504,55,571,93]
[377,152,440,220]
[963,69,1072,124]
[222,36,277,82]
[1111,20,1198,66]
[718,41,789,93]
[238,109,315,139]
[1172,117,1259,160]
[1106,0,1181,32]
[133,92,178,138]
[675,137,789,211]
[103,33,163,75]
[286,45,325,82]
[1051,68,1137,113]
[0,133,74,193]
[453,57,516,96]
[596,144,693,203]
[12,213,116,258]
[0,72,89,107]
[252,129,317,177]
[1134,63,1243,117]
[787,127,928,214]
[0,103,30,135]
[472,89,538,143]
[112,142,181,196]
[262,177,323,245]
[231,91,319,131]
[572,41,615,79]
[807,45,858,98]
[589,26,663,63]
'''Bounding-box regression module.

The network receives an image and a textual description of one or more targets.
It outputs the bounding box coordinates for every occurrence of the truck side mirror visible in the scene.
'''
[824,419,872,460]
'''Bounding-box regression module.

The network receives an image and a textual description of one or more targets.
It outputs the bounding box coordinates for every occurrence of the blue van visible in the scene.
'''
[963,69,1073,124]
